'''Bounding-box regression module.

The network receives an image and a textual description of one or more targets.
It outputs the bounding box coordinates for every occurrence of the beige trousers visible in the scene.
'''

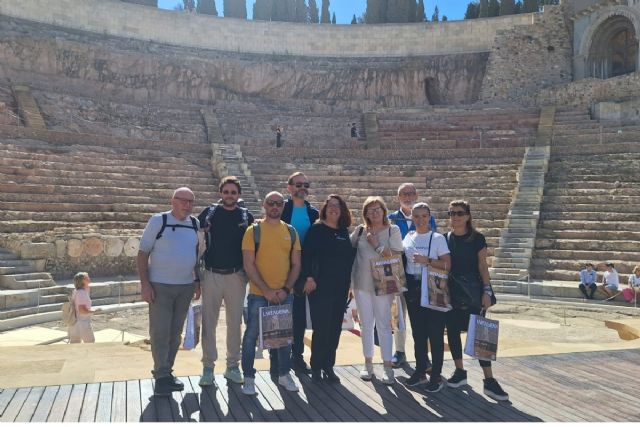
[200,269,247,369]
[69,317,95,343]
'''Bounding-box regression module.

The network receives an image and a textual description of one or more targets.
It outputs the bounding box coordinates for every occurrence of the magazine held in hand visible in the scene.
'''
[420,266,452,312]
[259,304,294,349]
[464,314,499,361]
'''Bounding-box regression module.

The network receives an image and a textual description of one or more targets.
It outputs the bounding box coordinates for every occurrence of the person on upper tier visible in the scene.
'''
[351,196,403,385]
[300,195,357,384]
[443,200,509,401]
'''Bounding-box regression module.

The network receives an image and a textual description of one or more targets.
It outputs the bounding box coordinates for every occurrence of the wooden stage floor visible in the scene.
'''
[1,349,638,422]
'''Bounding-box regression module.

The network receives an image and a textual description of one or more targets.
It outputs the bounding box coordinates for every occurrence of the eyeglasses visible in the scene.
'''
[265,200,284,207]
[222,190,238,195]
[293,182,310,189]
[368,207,383,214]
[448,210,468,217]
[400,191,416,197]
[174,197,194,204]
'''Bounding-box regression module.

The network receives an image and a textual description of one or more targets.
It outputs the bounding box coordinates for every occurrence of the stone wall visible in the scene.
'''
[480,5,573,105]
[0,17,489,107]
[536,70,640,107]
[0,0,535,58]
[593,98,640,123]
[0,233,139,279]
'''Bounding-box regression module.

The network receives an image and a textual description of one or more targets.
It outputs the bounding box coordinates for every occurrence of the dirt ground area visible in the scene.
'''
[39,298,639,346]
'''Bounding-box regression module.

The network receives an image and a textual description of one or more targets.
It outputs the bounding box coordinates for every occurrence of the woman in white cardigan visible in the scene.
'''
[351,196,403,385]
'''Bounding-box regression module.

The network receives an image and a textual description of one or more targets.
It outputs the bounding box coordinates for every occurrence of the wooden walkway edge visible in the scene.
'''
[1,349,639,422]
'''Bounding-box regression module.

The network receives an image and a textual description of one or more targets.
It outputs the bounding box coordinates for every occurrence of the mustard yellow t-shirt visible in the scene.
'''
[242,221,301,296]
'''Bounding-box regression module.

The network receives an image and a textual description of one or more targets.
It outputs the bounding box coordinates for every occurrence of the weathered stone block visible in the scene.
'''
[124,237,140,257]
[104,237,124,257]
[55,240,67,258]
[20,242,55,260]
[67,239,83,258]
[83,238,104,257]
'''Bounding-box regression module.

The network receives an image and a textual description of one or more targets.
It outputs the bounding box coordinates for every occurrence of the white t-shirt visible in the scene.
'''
[402,230,450,275]
[73,288,92,320]
[603,269,619,288]
[629,274,640,287]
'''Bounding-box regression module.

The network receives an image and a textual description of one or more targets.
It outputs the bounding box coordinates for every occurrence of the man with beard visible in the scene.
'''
[241,191,302,395]
[197,176,254,387]
[387,183,437,368]
[268,172,319,375]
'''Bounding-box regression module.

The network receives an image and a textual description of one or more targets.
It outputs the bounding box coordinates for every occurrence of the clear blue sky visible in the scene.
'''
[157,1,467,23]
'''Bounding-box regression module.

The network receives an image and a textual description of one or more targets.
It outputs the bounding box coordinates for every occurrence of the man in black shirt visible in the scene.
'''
[197,176,254,387]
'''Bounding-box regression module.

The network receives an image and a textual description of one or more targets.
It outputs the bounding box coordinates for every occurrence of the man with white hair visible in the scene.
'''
[137,187,201,396]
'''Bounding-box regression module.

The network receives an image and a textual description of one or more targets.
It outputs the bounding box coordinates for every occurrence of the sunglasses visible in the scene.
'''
[222,190,238,195]
[293,182,310,189]
[448,210,468,217]
[265,200,284,207]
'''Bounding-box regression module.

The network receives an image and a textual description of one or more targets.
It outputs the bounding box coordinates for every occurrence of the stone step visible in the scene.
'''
[490,271,528,281]
[0,265,37,275]
[491,261,530,269]
[494,247,532,256]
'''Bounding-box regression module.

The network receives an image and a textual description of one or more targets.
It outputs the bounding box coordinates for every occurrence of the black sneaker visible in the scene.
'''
[424,376,444,393]
[323,368,341,384]
[154,376,177,396]
[391,351,407,368]
[292,357,311,374]
[169,375,184,391]
[405,371,427,387]
[483,378,509,401]
[311,370,322,383]
[446,368,467,388]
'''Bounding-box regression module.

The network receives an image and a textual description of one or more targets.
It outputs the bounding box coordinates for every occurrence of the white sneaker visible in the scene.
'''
[242,377,256,395]
[278,373,299,392]
[360,363,374,381]
[382,367,395,385]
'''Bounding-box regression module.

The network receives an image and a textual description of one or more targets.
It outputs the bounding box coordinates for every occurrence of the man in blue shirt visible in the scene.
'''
[272,171,319,375]
[387,183,437,368]
[578,263,597,299]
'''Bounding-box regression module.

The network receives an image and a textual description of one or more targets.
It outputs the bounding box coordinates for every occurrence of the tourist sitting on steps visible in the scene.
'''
[623,265,640,304]
[599,262,620,300]
[578,263,597,299]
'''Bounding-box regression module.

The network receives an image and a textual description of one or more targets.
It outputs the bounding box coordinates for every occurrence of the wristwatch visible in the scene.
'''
[281,287,290,295]
[483,285,493,296]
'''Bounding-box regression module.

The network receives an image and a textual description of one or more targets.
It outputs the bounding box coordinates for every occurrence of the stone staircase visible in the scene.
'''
[362,111,378,148]
[11,85,46,129]
[491,107,553,292]
[202,110,262,212]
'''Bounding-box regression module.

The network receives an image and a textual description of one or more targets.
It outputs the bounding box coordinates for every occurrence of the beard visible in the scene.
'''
[266,209,282,219]
[294,189,308,199]
[222,197,236,207]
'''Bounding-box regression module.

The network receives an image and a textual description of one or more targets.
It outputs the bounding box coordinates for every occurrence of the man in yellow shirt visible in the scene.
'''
[241,191,302,395]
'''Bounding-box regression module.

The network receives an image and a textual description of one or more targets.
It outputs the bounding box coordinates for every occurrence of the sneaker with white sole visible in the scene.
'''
[446,368,468,388]
[242,377,257,395]
[424,376,444,393]
[199,367,215,387]
[224,367,244,384]
[381,367,395,385]
[360,363,374,381]
[483,378,509,401]
[278,373,299,392]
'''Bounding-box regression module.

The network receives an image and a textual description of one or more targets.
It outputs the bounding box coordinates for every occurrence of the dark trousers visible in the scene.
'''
[405,276,436,374]
[309,296,345,370]
[446,306,491,368]
[270,293,307,367]
[579,283,597,299]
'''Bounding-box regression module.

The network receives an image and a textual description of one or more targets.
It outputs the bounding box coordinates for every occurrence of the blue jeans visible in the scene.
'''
[242,293,293,378]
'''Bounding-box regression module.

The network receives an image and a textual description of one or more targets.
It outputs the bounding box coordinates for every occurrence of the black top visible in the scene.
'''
[300,223,356,299]
[198,205,254,269]
[447,231,487,283]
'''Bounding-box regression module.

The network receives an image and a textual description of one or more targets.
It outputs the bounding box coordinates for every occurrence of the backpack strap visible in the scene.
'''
[253,222,297,255]
[285,223,297,256]
[156,213,168,240]
[156,213,199,238]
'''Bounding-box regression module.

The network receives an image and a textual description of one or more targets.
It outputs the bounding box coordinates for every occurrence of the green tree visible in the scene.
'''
[464,1,478,19]
[365,0,387,23]
[253,0,272,20]
[441,14,447,21]
[223,0,246,18]
[332,11,336,23]
[308,0,319,22]
[478,0,488,17]
[272,0,295,21]
[351,13,357,24]
[522,0,538,12]
[499,0,514,15]
[320,0,330,23]
[387,0,410,23]
[488,0,499,16]
[183,0,196,11]
[295,0,308,22]
[416,0,425,22]
[408,0,417,22]
[431,5,439,22]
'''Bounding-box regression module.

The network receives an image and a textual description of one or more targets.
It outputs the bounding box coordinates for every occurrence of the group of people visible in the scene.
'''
[579,262,640,303]
[135,173,509,401]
